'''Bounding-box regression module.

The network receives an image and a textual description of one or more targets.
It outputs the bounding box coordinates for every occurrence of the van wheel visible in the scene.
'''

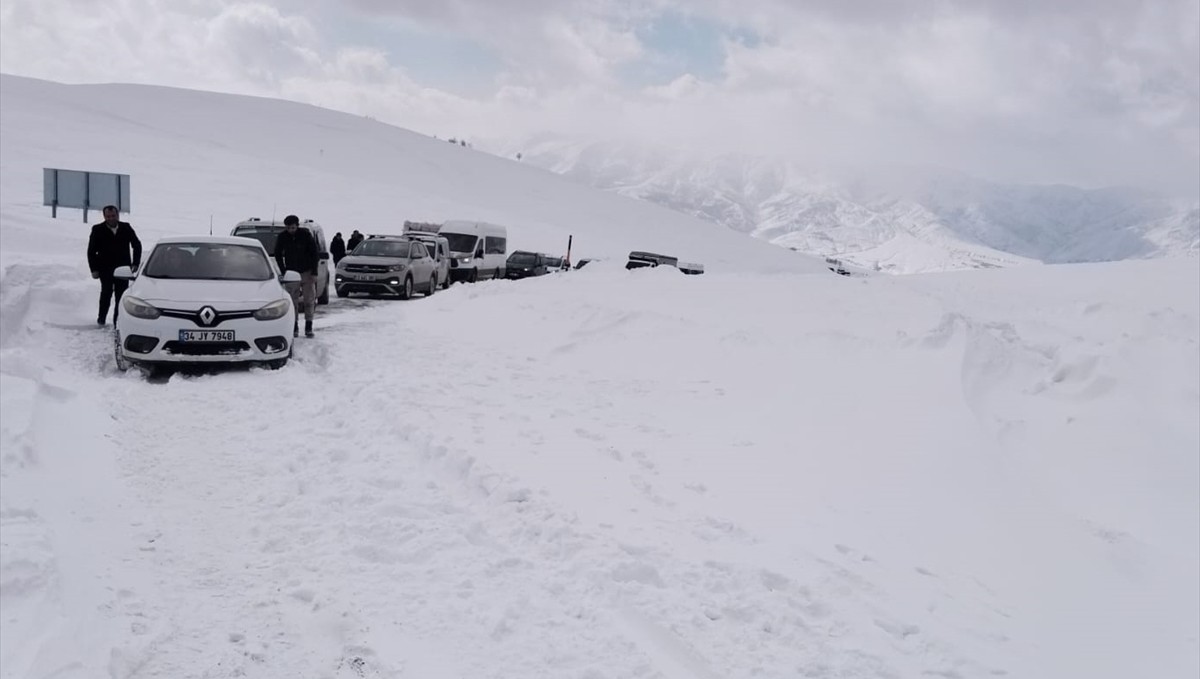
[399,276,414,300]
[442,276,450,290]
[468,269,478,283]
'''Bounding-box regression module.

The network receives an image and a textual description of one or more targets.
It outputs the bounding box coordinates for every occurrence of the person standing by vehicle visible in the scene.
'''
[274,214,319,338]
[330,232,346,265]
[87,204,142,326]
[347,230,364,252]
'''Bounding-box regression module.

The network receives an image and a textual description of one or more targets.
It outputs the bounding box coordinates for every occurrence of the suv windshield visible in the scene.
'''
[145,243,273,281]
[353,240,410,258]
[443,234,477,254]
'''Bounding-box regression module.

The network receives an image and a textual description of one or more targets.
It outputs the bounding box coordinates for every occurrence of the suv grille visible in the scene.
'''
[343,264,391,273]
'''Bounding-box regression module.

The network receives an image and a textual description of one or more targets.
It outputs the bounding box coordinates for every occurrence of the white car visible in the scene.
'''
[113,235,299,371]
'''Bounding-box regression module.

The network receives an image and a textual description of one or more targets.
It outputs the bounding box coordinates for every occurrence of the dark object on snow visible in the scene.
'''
[505,251,550,280]
[626,251,704,275]
[825,256,852,276]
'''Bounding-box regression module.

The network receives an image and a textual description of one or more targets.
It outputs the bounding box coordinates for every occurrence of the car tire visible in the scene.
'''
[113,330,129,372]
[265,357,289,370]
[400,276,414,300]
[427,275,437,296]
[468,268,478,283]
[335,285,346,298]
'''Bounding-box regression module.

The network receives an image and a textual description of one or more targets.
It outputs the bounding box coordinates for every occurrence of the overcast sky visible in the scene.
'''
[2,0,1197,197]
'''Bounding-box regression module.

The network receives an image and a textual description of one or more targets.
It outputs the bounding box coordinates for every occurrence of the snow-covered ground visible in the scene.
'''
[2,76,1198,679]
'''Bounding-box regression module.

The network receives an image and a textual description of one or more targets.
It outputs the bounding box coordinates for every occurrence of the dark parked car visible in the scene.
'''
[505,251,550,279]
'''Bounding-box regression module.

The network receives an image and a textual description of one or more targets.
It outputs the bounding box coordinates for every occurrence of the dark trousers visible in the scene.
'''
[98,274,129,323]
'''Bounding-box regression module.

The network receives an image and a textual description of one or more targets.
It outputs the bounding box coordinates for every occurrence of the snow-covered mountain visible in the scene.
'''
[501,136,1199,274]
[2,76,1197,678]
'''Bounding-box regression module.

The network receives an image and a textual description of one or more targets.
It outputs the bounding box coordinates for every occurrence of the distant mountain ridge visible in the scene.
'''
[498,136,1199,274]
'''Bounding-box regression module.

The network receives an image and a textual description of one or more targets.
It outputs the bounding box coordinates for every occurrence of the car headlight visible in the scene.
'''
[253,299,291,321]
[387,264,407,272]
[459,257,472,264]
[122,295,160,319]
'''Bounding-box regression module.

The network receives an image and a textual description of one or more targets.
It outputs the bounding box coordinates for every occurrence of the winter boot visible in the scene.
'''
[304,320,313,338]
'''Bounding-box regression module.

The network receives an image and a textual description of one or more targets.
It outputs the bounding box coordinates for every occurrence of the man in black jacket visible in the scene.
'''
[87,205,142,326]
[274,214,319,337]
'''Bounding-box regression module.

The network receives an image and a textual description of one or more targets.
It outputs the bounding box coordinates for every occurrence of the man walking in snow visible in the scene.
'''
[330,232,346,265]
[274,214,319,337]
[87,204,142,326]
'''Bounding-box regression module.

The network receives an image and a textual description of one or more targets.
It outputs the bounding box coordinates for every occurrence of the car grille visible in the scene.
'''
[159,308,254,327]
[342,264,391,273]
[162,341,251,356]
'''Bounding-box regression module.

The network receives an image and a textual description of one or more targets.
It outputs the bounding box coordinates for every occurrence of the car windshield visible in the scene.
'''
[443,234,477,253]
[508,252,538,265]
[144,243,273,281]
[353,240,410,258]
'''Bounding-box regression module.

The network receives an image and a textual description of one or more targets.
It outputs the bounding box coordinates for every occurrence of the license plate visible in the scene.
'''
[179,329,234,342]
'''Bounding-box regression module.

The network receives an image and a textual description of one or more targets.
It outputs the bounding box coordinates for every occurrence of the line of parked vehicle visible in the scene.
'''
[107,217,566,374]
[108,215,715,375]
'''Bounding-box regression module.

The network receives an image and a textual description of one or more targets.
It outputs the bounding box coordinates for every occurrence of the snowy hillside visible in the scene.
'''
[0,75,830,276]
[1,75,1198,679]
[505,137,1199,274]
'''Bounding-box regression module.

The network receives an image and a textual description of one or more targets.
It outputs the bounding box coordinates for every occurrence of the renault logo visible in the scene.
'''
[197,306,217,326]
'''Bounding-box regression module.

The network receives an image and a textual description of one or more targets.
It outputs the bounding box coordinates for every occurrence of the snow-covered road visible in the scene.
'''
[3,259,1197,679]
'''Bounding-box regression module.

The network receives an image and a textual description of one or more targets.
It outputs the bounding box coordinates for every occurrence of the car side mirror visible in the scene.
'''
[112,265,136,280]
[280,270,302,284]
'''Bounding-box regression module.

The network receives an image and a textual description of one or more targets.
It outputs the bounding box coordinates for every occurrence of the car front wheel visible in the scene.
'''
[399,276,414,299]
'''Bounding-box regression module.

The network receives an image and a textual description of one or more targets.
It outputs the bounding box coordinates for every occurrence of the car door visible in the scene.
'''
[411,243,434,285]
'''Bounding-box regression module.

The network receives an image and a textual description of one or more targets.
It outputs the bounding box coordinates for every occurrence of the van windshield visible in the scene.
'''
[233,227,280,253]
[443,234,477,254]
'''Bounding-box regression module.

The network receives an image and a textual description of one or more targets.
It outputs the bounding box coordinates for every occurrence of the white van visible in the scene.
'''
[231,218,332,304]
[438,220,508,283]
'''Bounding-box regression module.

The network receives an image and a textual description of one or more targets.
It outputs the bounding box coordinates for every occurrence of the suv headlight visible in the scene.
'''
[253,299,291,321]
[387,264,407,272]
[122,296,160,319]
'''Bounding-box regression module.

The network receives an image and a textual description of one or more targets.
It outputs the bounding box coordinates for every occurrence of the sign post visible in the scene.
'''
[43,168,131,221]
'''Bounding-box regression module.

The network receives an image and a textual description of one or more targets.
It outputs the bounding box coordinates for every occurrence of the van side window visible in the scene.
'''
[485,237,507,255]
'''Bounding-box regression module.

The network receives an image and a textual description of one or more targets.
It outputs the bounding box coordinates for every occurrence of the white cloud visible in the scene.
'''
[0,0,1196,196]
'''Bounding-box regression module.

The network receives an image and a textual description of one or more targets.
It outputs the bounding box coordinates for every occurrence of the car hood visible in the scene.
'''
[338,255,405,267]
[130,277,287,309]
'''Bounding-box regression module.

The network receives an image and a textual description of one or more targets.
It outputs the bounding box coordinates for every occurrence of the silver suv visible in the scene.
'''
[231,218,332,304]
[335,236,439,299]
[403,232,451,290]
